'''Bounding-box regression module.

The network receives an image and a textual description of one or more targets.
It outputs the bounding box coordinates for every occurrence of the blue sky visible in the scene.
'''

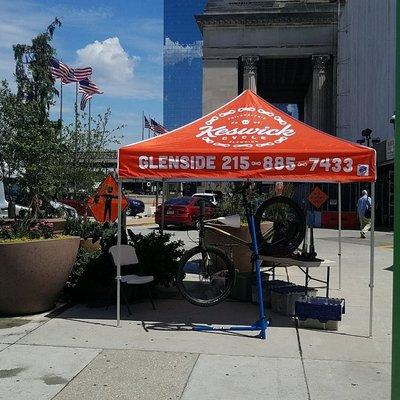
[0,0,163,146]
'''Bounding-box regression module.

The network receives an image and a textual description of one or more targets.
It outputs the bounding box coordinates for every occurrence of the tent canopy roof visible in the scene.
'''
[118,90,375,183]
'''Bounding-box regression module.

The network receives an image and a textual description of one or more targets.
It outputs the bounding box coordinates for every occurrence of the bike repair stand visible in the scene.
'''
[193,209,269,340]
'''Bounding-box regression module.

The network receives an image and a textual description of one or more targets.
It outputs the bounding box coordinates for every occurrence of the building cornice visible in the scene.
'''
[196,11,338,31]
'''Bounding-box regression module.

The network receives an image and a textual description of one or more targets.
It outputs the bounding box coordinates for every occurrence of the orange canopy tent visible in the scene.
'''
[118,90,375,183]
[116,90,377,338]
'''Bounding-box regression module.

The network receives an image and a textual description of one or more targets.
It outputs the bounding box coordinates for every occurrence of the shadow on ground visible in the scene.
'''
[55,297,295,333]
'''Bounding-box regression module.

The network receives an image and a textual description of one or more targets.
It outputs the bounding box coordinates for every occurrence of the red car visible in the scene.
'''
[61,198,93,217]
[155,196,215,228]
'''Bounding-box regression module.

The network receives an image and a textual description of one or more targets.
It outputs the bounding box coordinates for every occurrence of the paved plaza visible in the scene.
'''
[0,227,393,399]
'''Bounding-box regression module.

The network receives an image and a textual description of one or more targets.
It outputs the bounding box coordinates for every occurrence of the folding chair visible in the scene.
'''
[109,244,156,314]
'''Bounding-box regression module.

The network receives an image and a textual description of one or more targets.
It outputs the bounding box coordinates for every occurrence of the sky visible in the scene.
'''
[0,0,164,146]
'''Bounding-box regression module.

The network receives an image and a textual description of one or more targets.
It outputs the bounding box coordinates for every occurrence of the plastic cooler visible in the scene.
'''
[231,271,270,301]
[252,279,295,308]
[271,285,317,316]
[295,296,345,330]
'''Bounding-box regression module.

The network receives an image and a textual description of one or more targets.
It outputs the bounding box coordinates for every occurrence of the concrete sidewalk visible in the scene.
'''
[0,229,393,399]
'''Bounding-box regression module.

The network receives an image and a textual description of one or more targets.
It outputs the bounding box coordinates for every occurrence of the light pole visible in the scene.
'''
[356,128,381,147]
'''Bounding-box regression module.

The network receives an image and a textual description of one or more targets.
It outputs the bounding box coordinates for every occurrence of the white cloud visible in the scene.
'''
[164,37,202,66]
[76,37,139,84]
[75,37,160,100]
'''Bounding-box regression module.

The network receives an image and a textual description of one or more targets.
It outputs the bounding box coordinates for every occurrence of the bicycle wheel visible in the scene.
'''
[255,196,306,256]
[176,245,236,307]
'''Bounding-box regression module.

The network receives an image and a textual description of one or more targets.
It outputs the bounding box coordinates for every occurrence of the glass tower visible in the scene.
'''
[163,0,207,130]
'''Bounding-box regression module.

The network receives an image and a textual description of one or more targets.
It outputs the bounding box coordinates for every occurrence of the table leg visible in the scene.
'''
[305,267,309,296]
[326,267,330,297]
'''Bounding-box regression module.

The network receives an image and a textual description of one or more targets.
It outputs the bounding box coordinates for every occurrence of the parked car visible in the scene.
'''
[49,201,79,219]
[61,198,93,217]
[192,192,219,206]
[0,181,29,218]
[126,198,145,216]
[155,196,215,228]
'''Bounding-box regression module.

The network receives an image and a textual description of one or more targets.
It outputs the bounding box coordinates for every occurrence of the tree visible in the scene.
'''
[57,109,123,199]
[0,19,61,216]
[0,19,123,215]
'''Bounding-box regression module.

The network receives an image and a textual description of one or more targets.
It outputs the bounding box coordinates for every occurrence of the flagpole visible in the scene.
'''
[141,111,144,141]
[60,79,63,138]
[88,98,91,148]
[148,115,151,139]
[74,82,78,196]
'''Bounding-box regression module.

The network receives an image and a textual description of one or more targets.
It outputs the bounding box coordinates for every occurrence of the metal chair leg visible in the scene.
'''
[121,285,132,315]
[147,284,156,310]
[105,281,115,310]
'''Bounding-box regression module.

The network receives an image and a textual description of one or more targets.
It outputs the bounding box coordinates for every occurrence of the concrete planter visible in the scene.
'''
[80,238,101,252]
[204,222,272,273]
[0,236,80,315]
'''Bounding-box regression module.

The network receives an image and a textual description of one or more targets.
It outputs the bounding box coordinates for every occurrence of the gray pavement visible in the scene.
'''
[0,228,393,399]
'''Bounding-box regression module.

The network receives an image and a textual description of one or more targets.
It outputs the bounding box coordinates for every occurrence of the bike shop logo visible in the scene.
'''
[357,164,370,176]
[196,107,296,148]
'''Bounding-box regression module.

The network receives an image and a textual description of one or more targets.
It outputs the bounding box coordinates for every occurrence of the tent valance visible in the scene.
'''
[118,90,376,183]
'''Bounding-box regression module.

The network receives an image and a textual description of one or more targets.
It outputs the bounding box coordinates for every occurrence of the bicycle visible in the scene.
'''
[176,183,306,308]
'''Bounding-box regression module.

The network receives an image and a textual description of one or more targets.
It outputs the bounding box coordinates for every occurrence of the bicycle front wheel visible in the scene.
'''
[255,196,306,256]
[176,246,236,307]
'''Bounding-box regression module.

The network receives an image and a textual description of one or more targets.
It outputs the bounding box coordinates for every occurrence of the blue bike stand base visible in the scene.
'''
[193,318,269,339]
[193,212,269,340]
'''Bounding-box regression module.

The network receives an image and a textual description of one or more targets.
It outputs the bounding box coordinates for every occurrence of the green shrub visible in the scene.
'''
[66,230,184,302]
[128,231,185,287]
[63,218,119,252]
[65,248,114,301]
[63,218,103,240]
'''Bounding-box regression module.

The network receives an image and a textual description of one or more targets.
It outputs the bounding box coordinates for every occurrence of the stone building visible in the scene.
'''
[196,0,341,135]
[192,0,395,226]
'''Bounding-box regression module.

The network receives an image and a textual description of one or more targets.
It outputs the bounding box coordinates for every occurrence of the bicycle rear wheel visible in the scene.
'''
[176,245,236,307]
[255,196,306,256]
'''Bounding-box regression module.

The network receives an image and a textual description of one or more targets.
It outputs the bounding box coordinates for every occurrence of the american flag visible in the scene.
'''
[79,78,103,94]
[150,118,167,135]
[72,66,92,81]
[61,72,78,84]
[51,57,75,80]
[80,92,93,111]
[144,116,151,129]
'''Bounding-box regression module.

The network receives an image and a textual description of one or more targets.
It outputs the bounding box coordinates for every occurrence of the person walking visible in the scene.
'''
[357,189,372,238]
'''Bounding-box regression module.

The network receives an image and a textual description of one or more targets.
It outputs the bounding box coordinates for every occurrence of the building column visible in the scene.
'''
[241,56,259,93]
[311,55,330,132]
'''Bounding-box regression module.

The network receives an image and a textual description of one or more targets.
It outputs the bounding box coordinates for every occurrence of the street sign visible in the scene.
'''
[307,186,328,209]
[87,174,128,223]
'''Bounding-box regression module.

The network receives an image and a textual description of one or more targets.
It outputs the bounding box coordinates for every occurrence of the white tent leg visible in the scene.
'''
[116,179,122,327]
[369,182,375,337]
[160,180,166,234]
[338,183,342,290]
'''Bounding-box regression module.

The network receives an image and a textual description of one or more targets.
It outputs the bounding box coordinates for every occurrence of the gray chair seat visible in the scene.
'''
[121,274,154,285]
[109,244,156,314]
